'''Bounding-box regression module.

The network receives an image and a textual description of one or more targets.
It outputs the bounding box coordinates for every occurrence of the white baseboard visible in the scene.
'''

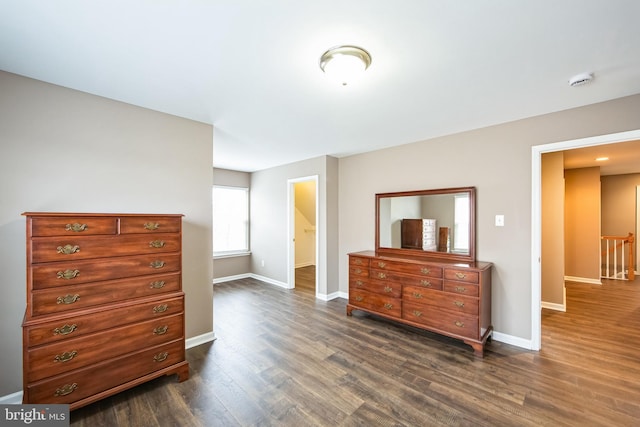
[564,275,602,285]
[186,331,216,349]
[541,285,566,312]
[249,273,290,289]
[491,331,533,350]
[213,273,251,284]
[0,390,22,405]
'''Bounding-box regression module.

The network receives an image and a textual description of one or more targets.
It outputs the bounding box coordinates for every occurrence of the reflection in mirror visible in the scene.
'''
[376,187,475,262]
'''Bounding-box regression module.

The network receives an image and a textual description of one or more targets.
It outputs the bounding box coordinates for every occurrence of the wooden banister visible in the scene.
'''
[601,233,635,280]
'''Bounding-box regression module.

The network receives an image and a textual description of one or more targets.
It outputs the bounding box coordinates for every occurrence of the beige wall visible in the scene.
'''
[541,152,565,306]
[250,155,339,297]
[338,94,640,341]
[564,168,601,281]
[601,173,640,271]
[0,71,214,396]
[212,168,251,280]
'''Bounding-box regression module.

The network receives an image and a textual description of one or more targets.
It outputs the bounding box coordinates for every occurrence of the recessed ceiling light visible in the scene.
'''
[595,157,609,161]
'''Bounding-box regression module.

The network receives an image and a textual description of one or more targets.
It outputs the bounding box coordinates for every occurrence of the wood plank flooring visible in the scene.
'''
[70,270,640,426]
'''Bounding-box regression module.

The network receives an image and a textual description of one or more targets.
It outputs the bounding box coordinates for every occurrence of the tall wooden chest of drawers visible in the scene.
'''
[348,251,492,357]
[22,212,189,410]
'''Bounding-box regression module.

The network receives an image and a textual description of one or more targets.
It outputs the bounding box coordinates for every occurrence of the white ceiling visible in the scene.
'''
[1,1,640,172]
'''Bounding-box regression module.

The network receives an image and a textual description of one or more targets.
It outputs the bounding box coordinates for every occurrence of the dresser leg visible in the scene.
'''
[346,305,353,316]
[466,341,485,358]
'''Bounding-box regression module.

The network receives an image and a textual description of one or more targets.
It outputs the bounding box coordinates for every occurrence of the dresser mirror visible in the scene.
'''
[375,186,476,262]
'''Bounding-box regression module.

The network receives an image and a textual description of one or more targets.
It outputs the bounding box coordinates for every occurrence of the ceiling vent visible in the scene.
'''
[569,72,594,87]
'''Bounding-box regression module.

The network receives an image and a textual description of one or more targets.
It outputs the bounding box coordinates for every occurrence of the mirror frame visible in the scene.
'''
[375,186,476,262]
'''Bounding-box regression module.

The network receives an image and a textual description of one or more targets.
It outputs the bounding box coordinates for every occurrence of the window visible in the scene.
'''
[212,186,249,256]
[453,193,470,253]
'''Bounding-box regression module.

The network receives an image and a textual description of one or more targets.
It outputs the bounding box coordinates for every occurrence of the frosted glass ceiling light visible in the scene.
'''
[319,45,372,86]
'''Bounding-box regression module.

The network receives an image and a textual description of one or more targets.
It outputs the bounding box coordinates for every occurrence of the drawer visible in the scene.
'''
[349,256,370,268]
[31,253,181,289]
[403,302,479,339]
[349,276,369,289]
[25,294,184,347]
[349,289,401,318]
[444,268,479,284]
[362,279,402,298]
[120,216,181,234]
[31,233,181,263]
[443,281,479,297]
[370,269,443,290]
[403,286,478,315]
[349,266,369,278]
[27,313,184,382]
[25,338,185,404]
[30,273,181,316]
[370,259,442,278]
[31,217,118,237]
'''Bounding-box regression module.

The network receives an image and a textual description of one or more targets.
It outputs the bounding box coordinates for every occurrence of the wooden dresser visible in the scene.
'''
[348,250,492,357]
[22,212,189,409]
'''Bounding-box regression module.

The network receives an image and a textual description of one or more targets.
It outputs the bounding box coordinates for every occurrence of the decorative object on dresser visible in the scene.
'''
[22,212,189,410]
[348,187,493,357]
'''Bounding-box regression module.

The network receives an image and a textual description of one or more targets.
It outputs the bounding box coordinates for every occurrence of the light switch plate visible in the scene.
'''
[495,215,505,227]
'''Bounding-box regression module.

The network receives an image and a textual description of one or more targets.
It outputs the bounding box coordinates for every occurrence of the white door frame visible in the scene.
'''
[531,129,640,350]
[287,175,319,293]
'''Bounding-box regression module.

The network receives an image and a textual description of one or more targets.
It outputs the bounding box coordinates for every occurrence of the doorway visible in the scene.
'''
[287,176,319,294]
[531,128,640,350]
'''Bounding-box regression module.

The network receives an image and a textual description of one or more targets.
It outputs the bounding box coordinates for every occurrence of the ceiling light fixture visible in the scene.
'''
[595,157,609,161]
[319,45,372,86]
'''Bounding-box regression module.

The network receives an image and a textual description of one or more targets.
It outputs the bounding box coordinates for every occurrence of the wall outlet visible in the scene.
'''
[495,215,505,227]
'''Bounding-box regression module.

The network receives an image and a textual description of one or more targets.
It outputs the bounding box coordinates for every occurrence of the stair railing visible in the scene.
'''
[600,233,635,281]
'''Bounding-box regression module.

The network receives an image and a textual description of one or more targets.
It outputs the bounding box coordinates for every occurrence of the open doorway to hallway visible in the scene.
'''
[287,176,318,293]
[532,129,640,350]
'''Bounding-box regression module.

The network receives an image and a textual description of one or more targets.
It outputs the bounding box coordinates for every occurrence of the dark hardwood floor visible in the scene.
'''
[70,270,640,426]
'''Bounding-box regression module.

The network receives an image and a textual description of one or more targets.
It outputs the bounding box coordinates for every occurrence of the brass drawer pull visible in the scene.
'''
[454,321,465,328]
[150,280,166,289]
[153,352,169,362]
[54,383,78,397]
[144,222,160,230]
[455,286,467,293]
[412,310,422,317]
[455,272,467,279]
[56,294,80,305]
[377,262,386,268]
[354,268,362,274]
[412,292,423,299]
[384,286,393,293]
[353,258,363,265]
[57,269,80,280]
[354,296,364,302]
[65,223,87,232]
[54,350,78,363]
[53,324,77,336]
[150,260,165,269]
[153,304,168,313]
[421,267,431,274]
[420,280,432,287]
[149,240,165,248]
[57,244,80,255]
[355,280,364,287]
[454,301,465,308]
[153,325,168,335]
[383,303,393,310]
[377,272,387,279]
